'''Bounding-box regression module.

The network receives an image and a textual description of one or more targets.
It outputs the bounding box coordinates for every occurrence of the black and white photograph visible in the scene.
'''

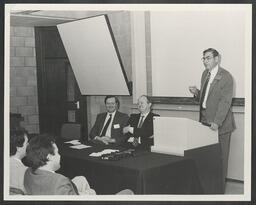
[3,3,252,202]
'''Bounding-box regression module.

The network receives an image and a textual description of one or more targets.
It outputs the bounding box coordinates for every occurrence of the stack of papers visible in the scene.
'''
[89,149,119,157]
[64,139,91,149]
[70,144,92,149]
[64,139,81,145]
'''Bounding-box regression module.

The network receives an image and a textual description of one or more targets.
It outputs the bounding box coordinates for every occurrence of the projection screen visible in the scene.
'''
[57,15,130,95]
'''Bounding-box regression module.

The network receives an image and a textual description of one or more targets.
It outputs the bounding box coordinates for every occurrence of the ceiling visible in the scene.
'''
[10,10,117,27]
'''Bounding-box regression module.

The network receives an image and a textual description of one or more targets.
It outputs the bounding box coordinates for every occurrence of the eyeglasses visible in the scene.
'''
[201,56,214,61]
[106,102,116,105]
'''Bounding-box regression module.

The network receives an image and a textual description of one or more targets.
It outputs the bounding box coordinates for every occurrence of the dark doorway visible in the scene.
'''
[35,26,88,140]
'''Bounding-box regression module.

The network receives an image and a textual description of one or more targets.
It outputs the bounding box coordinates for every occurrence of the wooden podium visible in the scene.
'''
[152,117,224,194]
[151,117,219,156]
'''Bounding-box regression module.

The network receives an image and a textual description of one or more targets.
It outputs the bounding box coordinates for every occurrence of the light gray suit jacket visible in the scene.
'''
[24,168,78,195]
[196,67,236,135]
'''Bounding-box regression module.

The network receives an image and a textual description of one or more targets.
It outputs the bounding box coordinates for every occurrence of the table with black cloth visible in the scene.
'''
[57,141,222,195]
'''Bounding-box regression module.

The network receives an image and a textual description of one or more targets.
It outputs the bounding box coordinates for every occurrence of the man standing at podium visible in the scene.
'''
[189,48,235,191]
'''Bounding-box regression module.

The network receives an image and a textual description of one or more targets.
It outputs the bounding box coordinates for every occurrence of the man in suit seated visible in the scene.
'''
[24,134,133,195]
[10,129,29,194]
[89,96,129,145]
[123,95,160,150]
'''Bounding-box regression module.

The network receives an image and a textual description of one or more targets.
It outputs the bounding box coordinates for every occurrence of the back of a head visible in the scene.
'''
[10,129,27,156]
[26,134,55,171]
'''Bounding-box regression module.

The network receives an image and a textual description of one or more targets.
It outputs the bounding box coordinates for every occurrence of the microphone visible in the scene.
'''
[201,122,211,127]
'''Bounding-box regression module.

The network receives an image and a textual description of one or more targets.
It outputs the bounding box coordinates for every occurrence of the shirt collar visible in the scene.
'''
[209,64,218,76]
[107,110,116,118]
[140,111,150,118]
[38,168,55,173]
[11,156,22,164]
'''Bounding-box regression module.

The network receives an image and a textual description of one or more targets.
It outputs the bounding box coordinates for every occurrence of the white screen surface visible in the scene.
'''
[57,15,130,95]
[150,7,250,98]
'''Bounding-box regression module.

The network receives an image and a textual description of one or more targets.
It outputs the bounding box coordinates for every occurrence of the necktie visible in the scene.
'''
[200,71,211,108]
[100,114,112,137]
[133,115,144,147]
[137,115,144,128]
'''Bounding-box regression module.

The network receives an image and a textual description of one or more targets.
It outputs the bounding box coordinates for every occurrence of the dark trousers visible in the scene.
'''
[200,109,231,191]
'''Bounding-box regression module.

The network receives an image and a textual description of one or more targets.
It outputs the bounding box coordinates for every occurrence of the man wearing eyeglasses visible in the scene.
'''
[189,48,235,192]
[89,96,129,145]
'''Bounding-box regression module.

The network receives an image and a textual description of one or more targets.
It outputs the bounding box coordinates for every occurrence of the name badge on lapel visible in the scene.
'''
[114,124,120,129]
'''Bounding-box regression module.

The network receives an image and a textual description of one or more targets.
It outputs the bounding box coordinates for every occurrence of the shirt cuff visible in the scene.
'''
[129,127,134,134]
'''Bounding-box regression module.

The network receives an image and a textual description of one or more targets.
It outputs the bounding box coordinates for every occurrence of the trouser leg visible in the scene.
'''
[219,132,231,191]
[200,109,231,192]
[72,176,96,195]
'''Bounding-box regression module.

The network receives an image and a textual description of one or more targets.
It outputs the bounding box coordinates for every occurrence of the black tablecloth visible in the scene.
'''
[57,141,203,194]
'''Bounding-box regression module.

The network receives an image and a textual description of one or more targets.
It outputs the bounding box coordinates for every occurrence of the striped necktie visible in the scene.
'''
[100,114,112,137]
[200,71,211,108]
[137,115,144,128]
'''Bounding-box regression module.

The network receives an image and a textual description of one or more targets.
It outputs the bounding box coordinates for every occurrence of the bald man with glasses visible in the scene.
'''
[123,95,160,150]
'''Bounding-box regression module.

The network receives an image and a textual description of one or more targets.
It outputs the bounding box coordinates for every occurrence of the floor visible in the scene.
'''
[225,180,244,194]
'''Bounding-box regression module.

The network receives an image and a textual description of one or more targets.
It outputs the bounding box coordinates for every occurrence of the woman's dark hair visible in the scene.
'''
[104,95,120,109]
[26,134,55,171]
[10,129,27,156]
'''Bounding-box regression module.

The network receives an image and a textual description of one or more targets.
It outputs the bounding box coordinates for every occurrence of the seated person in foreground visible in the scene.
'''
[89,96,129,145]
[24,134,133,195]
[24,134,96,195]
[10,129,29,194]
[123,95,160,150]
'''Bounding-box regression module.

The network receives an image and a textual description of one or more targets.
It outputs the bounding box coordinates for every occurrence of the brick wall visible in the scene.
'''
[9,13,133,134]
[10,26,39,134]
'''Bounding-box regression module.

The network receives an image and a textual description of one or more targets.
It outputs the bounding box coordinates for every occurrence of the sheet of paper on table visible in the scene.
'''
[89,149,119,157]
[70,144,92,149]
[64,139,81,145]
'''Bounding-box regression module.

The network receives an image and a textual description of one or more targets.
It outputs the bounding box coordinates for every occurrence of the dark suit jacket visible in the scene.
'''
[196,67,235,135]
[126,112,160,148]
[89,111,129,145]
[24,168,78,195]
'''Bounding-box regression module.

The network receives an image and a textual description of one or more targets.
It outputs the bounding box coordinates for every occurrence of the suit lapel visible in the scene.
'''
[111,111,119,132]
[208,67,223,97]
[134,114,140,127]
[34,169,53,177]
[112,111,119,125]
[199,70,209,103]
[141,112,152,127]
[99,113,108,132]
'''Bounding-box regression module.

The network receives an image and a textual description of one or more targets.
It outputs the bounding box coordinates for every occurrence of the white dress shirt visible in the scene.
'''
[202,65,219,108]
[129,112,149,144]
[100,111,116,137]
[137,112,150,127]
